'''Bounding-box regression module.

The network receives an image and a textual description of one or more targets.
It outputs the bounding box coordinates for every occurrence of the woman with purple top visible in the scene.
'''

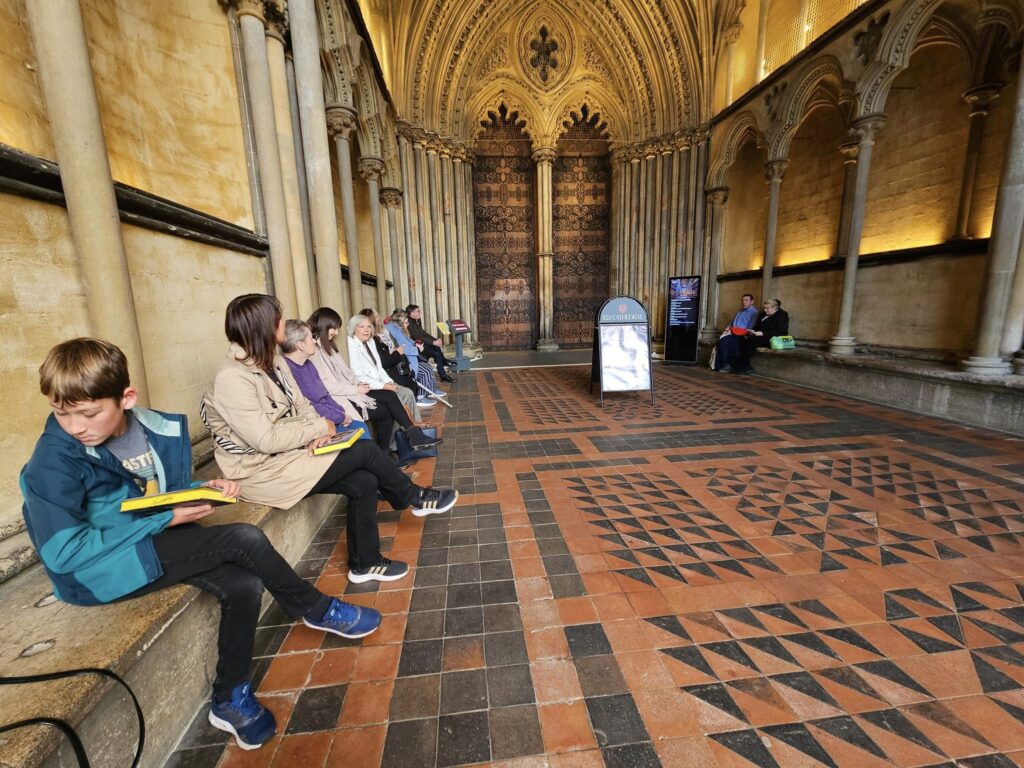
[281,319,440,454]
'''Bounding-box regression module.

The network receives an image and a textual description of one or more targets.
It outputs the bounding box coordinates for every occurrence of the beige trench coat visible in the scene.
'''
[201,344,333,509]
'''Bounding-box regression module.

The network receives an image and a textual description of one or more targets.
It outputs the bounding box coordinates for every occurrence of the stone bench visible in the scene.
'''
[0,483,339,768]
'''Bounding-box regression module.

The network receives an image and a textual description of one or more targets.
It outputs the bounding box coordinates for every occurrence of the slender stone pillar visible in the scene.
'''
[956,86,1001,239]
[398,129,421,303]
[637,155,650,305]
[290,0,344,315]
[829,115,885,355]
[25,0,149,399]
[650,152,664,321]
[236,0,297,316]
[414,139,435,320]
[463,153,482,350]
[453,149,470,322]
[701,188,730,342]
[761,159,789,299]
[967,52,1024,370]
[381,188,405,309]
[692,133,709,285]
[756,0,771,82]
[441,151,458,324]
[657,148,674,338]
[533,147,559,351]
[724,24,743,106]
[326,104,363,316]
[668,145,681,277]
[265,5,313,317]
[628,155,641,296]
[834,142,859,258]
[358,156,388,314]
[676,143,691,275]
[285,54,318,307]
[426,145,445,324]
[610,151,623,294]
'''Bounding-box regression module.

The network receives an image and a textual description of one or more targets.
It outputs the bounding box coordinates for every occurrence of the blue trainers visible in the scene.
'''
[303,597,382,638]
[208,681,276,750]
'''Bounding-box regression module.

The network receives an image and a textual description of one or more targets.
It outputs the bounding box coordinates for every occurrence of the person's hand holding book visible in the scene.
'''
[168,479,240,526]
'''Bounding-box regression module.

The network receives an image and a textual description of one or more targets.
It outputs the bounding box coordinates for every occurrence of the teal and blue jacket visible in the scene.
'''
[20,407,191,606]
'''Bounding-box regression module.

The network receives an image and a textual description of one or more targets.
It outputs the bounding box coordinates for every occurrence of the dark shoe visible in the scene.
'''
[348,557,410,583]
[719,364,733,373]
[304,597,381,639]
[208,681,277,750]
[411,486,459,517]
[440,374,456,383]
[408,427,443,451]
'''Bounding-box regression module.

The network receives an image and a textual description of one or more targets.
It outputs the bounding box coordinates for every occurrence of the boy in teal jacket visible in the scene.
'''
[20,338,380,750]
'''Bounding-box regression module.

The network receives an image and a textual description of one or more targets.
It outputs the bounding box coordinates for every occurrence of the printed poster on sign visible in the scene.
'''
[599,324,652,391]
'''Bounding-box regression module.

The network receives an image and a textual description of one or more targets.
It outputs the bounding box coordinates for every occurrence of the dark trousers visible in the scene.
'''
[735,337,769,371]
[307,440,416,570]
[126,523,330,698]
[714,335,741,370]
[367,388,414,437]
[419,343,450,376]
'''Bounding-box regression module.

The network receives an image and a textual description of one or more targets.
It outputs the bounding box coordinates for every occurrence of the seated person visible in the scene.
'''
[733,298,790,374]
[21,338,382,751]
[388,308,444,407]
[714,293,759,372]
[358,308,419,396]
[406,303,456,382]
[348,314,422,419]
[202,294,458,589]
[281,319,439,453]
[307,306,425,425]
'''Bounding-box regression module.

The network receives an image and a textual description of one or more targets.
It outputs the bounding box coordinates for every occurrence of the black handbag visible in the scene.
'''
[395,426,440,461]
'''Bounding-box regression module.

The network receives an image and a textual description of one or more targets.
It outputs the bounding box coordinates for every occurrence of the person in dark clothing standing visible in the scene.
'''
[733,298,790,374]
[406,304,456,382]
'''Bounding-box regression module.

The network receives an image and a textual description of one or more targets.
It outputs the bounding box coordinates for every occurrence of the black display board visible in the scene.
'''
[664,276,702,364]
[590,296,655,406]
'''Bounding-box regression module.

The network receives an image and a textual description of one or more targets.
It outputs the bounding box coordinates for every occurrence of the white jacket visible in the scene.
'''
[348,335,394,389]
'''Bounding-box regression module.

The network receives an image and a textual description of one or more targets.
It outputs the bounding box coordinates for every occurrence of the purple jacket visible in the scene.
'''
[284,357,347,423]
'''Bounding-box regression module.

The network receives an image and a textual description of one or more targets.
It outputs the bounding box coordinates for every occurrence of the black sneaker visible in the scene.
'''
[347,557,410,583]
[411,487,458,517]
[408,427,443,451]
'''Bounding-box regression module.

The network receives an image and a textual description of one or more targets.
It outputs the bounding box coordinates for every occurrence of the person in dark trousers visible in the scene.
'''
[406,303,456,382]
[733,298,790,374]
[20,338,382,751]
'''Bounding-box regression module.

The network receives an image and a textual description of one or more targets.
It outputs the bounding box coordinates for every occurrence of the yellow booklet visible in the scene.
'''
[121,487,238,514]
[312,427,365,455]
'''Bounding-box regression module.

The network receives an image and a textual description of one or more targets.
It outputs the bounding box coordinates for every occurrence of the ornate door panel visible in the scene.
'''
[474,109,537,350]
[552,141,610,348]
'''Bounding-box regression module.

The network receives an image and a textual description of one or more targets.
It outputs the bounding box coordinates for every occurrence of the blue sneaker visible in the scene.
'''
[303,597,381,638]
[208,681,276,750]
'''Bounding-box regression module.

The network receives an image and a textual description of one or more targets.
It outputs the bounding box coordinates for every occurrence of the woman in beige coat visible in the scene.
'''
[202,294,458,583]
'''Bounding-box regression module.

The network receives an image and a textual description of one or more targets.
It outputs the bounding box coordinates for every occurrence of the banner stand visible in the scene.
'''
[590,296,655,407]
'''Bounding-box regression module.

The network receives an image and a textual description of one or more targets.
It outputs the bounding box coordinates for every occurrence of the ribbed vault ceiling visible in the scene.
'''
[360,0,733,146]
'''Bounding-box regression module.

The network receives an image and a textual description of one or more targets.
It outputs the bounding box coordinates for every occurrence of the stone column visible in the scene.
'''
[285,53,318,307]
[628,155,641,296]
[969,52,1024,370]
[657,148,674,338]
[235,0,297,316]
[724,24,743,107]
[829,114,885,355]
[453,149,470,322]
[834,141,859,258]
[676,142,692,275]
[533,146,559,351]
[956,85,1001,239]
[426,144,444,324]
[441,150,458,323]
[265,4,314,317]
[397,129,421,303]
[289,0,344,315]
[761,159,788,299]
[668,144,681,278]
[701,188,730,342]
[381,188,406,309]
[692,133,709,287]
[414,138,434,320]
[755,0,771,82]
[25,0,149,399]
[610,150,623,293]
[650,151,663,320]
[637,154,650,304]
[358,156,388,314]
[464,153,482,350]
[326,104,362,316]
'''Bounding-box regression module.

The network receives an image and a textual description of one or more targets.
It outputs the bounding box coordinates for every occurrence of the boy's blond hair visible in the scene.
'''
[39,338,130,406]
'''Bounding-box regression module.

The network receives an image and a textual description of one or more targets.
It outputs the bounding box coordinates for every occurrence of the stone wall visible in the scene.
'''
[0,0,53,158]
[969,77,1017,239]
[722,140,767,274]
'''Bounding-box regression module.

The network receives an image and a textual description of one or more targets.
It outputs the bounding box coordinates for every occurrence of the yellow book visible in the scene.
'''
[312,427,365,455]
[435,321,451,337]
[121,487,238,514]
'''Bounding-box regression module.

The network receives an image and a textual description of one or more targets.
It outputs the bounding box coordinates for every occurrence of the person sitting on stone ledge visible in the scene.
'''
[388,308,445,408]
[406,303,457,382]
[348,313,423,420]
[20,337,383,752]
[201,294,458,588]
[732,297,790,375]
[714,293,759,372]
[359,307,421,397]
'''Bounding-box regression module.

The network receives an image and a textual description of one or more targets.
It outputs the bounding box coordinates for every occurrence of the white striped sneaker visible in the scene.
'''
[347,557,409,583]
[411,487,458,517]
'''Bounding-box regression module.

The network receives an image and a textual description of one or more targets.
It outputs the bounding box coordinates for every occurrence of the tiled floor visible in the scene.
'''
[167,363,1024,767]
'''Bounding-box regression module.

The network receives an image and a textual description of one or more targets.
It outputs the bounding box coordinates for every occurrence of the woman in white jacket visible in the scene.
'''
[347,314,421,421]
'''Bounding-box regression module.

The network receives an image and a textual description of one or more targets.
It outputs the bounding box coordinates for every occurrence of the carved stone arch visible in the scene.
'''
[318,0,355,107]
[545,85,629,146]
[462,80,541,147]
[914,10,978,72]
[379,110,402,189]
[856,0,946,116]
[353,50,384,158]
[320,50,344,105]
[707,112,766,188]
[978,1,1024,37]
[768,56,849,160]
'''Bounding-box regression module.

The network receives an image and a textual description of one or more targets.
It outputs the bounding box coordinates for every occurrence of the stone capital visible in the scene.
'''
[963,84,1001,115]
[724,23,743,45]
[531,147,557,165]
[263,0,288,40]
[358,156,385,182]
[839,141,860,163]
[450,145,467,163]
[706,187,730,207]
[380,187,403,207]
[221,0,265,22]
[763,159,789,184]
[325,104,357,140]
[850,113,886,146]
